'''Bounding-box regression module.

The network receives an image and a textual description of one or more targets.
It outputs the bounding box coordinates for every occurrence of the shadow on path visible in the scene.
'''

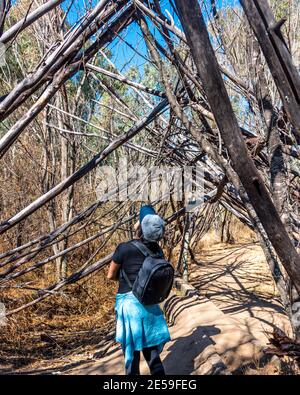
[163,326,220,375]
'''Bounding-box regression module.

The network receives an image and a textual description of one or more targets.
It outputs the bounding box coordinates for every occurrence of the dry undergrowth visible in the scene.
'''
[0,215,298,375]
[243,355,300,375]
[0,270,117,372]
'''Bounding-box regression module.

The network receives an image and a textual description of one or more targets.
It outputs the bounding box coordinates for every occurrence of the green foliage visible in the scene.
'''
[141,63,160,90]
[270,0,290,20]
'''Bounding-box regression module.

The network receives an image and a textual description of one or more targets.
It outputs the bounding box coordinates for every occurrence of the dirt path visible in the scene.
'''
[7,242,291,375]
[190,242,292,341]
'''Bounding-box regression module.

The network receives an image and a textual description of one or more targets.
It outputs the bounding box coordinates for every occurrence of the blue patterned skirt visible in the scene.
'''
[115,291,171,369]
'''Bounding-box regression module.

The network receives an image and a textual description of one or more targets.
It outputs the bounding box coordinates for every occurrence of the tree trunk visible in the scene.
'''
[57,94,69,281]
[0,0,7,37]
[240,0,300,139]
[249,33,300,339]
[174,0,300,294]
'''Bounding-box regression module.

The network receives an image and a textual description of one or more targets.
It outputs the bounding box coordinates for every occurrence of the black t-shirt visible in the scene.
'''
[112,238,164,294]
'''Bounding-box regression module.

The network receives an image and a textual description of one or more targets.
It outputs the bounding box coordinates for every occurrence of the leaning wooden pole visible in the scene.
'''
[0,0,7,37]
[0,99,168,235]
[174,0,300,293]
[240,0,300,138]
[0,0,64,44]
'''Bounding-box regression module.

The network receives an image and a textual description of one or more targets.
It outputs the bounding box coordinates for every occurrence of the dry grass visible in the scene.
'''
[193,214,256,253]
[243,355,300,375]
[0,201,174,372]
[0,269,117,372]
[0,208,297,375]
[0,222,125,372]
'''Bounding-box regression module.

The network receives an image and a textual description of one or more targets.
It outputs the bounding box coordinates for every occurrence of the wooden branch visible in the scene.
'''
[282,146,300,160]
[134,0,254,96]
[5,202,196,316]
[269,17,287,33]
[175,0,300,293]
[209,175,228,203]
[0,99,168,235]
[0,0,64,44]
[0,172,147,276]
[0,168,142,266]
[0,202,101,263]
[190,102,257,139]
[0,0,127,121]
[0,0,9,37]
[0,3,134,157]
[0,215,133,282]
[5,253,114,316]
[240,0,300,138]
[46,121,157,157]
[86,63,166,98]
[138,14,242,195]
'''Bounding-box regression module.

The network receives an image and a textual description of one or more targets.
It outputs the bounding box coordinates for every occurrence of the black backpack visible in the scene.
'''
[121,240,174,305]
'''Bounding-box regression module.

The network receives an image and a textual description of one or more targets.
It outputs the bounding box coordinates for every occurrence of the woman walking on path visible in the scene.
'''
[107,205,171,375]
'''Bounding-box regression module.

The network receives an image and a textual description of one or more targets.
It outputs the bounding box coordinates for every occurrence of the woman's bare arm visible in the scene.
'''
[134,220,141,238]
[107,260,121,281]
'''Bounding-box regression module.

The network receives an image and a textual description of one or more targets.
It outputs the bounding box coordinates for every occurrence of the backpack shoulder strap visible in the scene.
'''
[131,240,152,256]
[131,240,162,258]
[121,268,133,289]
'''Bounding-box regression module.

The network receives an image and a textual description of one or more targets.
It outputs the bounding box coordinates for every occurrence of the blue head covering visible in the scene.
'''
[139,205,156,224]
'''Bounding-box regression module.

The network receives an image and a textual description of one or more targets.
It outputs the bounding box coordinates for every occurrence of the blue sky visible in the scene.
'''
[62,0,240,75]
[59,0,251,130]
